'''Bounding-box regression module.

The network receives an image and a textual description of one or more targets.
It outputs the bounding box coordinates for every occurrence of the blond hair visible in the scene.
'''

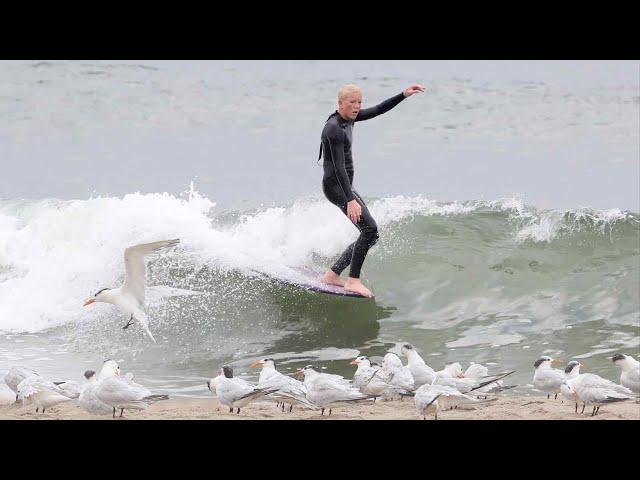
[338,84,361,102]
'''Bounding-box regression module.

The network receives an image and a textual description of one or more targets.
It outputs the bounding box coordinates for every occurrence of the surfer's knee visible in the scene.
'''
[364,226,379,247]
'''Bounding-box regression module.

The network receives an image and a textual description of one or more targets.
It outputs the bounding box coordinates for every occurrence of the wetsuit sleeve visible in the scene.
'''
[355,92,406,122]
[325,125,356,202]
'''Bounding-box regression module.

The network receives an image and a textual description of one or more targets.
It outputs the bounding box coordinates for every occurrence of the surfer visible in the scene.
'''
[319,83,425,297]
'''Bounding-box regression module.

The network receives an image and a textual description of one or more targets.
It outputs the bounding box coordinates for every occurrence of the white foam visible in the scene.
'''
[515,212,564,243]
[0,188,634,333]
[0,189,462,333]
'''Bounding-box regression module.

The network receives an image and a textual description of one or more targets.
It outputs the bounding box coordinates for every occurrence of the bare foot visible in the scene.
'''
[321,270,346,287]
[344,278,373,298]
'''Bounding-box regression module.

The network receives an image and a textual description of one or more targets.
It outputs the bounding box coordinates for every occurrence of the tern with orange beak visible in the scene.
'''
[612,353,640,394]
[94,360,169,418]
[250,358,314,412]
[208,366,279,415]
[82,239,180,343]
[560,360,585,412]
[532,355,565,399]
[351,356,390,395]
[562,370,635,416]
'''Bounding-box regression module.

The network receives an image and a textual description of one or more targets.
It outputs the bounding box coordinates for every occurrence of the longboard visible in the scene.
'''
[259,266,369,298]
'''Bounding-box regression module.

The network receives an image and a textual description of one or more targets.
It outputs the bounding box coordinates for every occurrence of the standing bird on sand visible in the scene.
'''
[83,239,180,343]
[560,360,585,413]
[563,372,635,417]
[4,366,41,402]
[16,375,79,414]
[294,365,373,416]
[351,355,408,399]
[250,358,315,412]
[612,353,640,395]
[208,366,278,415]
[94,360,169,418]
[532,356,565,399]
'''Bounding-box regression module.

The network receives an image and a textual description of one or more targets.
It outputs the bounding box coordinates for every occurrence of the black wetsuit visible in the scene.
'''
[319,92,406,278]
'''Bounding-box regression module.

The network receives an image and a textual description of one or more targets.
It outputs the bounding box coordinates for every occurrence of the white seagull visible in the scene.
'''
[563,372,635,417]
[4,366,41,402]
[351,355,408,399]
[94,360,169,418]
[78,369,113,416]
[464,363,516,397]
[432,369,514,395]
[612,353,640,395]
[381,353,415,392]
[414,384,497,420]
[208,366,278,414]
[250,358,315,412]
[532,356,565,399]
[400,344,436,387]
[435,362,464,378]
[16,375,79,414]
[294,365,373,416]
[560,360,585,413]
[83,239,180,343]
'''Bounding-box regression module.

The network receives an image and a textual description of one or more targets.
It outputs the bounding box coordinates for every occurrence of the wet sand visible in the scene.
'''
[1,395,638,420]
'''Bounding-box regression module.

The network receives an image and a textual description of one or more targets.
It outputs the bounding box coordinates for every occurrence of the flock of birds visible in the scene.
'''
[3,238,639,419]
[3,348,638,419]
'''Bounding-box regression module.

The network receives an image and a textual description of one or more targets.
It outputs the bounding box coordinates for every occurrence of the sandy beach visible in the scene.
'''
[1,395,638,420]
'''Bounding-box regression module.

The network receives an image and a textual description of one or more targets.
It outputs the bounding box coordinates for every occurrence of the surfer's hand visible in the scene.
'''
[347,199,362,224]
[403,84,425,97]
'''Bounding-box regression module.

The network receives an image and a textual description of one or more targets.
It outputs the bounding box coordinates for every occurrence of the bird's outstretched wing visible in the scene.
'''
[122,239,180,305]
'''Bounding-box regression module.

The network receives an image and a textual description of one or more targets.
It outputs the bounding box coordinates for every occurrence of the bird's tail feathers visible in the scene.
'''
[142,394,170,404]
[471,371,515,392]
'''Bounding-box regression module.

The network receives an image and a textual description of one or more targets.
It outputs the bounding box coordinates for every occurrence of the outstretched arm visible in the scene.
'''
[355,84,425,122]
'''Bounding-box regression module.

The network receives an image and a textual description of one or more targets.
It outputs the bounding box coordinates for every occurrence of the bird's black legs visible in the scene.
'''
[122,315,134,330]
[120,408,124,417]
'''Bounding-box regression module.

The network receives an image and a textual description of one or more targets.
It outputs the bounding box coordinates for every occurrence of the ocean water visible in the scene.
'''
[0,60,638,400]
